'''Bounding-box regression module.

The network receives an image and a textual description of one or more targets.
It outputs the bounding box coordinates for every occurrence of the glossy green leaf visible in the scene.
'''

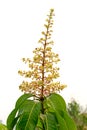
[16,102,41,130]
[44,112,58,130]
[44,93,66,112]
[44,93,77,130]
[59,111,77,130]
[25,102,41,130]
[7,94,33,130]
[36,116,43,130]
[17,100,34,116]
[56,111,68,130]
[15,93,33,108]
[7,108,19,130]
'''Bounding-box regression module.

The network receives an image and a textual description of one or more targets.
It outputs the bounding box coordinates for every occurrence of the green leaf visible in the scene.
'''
[17,100,34,116]
[36,116,43,130]
[16,102,41,130]
[7,108,19,130]
[7,94,33,130]
[44,93,66,112]
[44,93,77,130]
[44,112,58,130]
[16,112,30,130]
[15,93,33,108]
[55,112,68,130]
[60,111,77,130]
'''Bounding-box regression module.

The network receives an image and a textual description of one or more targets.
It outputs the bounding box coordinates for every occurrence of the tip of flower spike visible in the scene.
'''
[50,9,54,12]
[50,9,55,16]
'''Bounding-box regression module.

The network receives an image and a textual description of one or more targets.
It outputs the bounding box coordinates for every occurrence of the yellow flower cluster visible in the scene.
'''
[18,9,66,97]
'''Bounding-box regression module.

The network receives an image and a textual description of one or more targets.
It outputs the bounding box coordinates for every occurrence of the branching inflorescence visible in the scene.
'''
[18,9,66,99]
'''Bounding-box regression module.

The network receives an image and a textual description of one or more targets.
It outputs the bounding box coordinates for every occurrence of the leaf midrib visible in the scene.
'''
[25,102,37,129]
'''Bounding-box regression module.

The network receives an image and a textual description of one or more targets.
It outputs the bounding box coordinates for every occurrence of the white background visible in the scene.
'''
[0,0,87,123]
